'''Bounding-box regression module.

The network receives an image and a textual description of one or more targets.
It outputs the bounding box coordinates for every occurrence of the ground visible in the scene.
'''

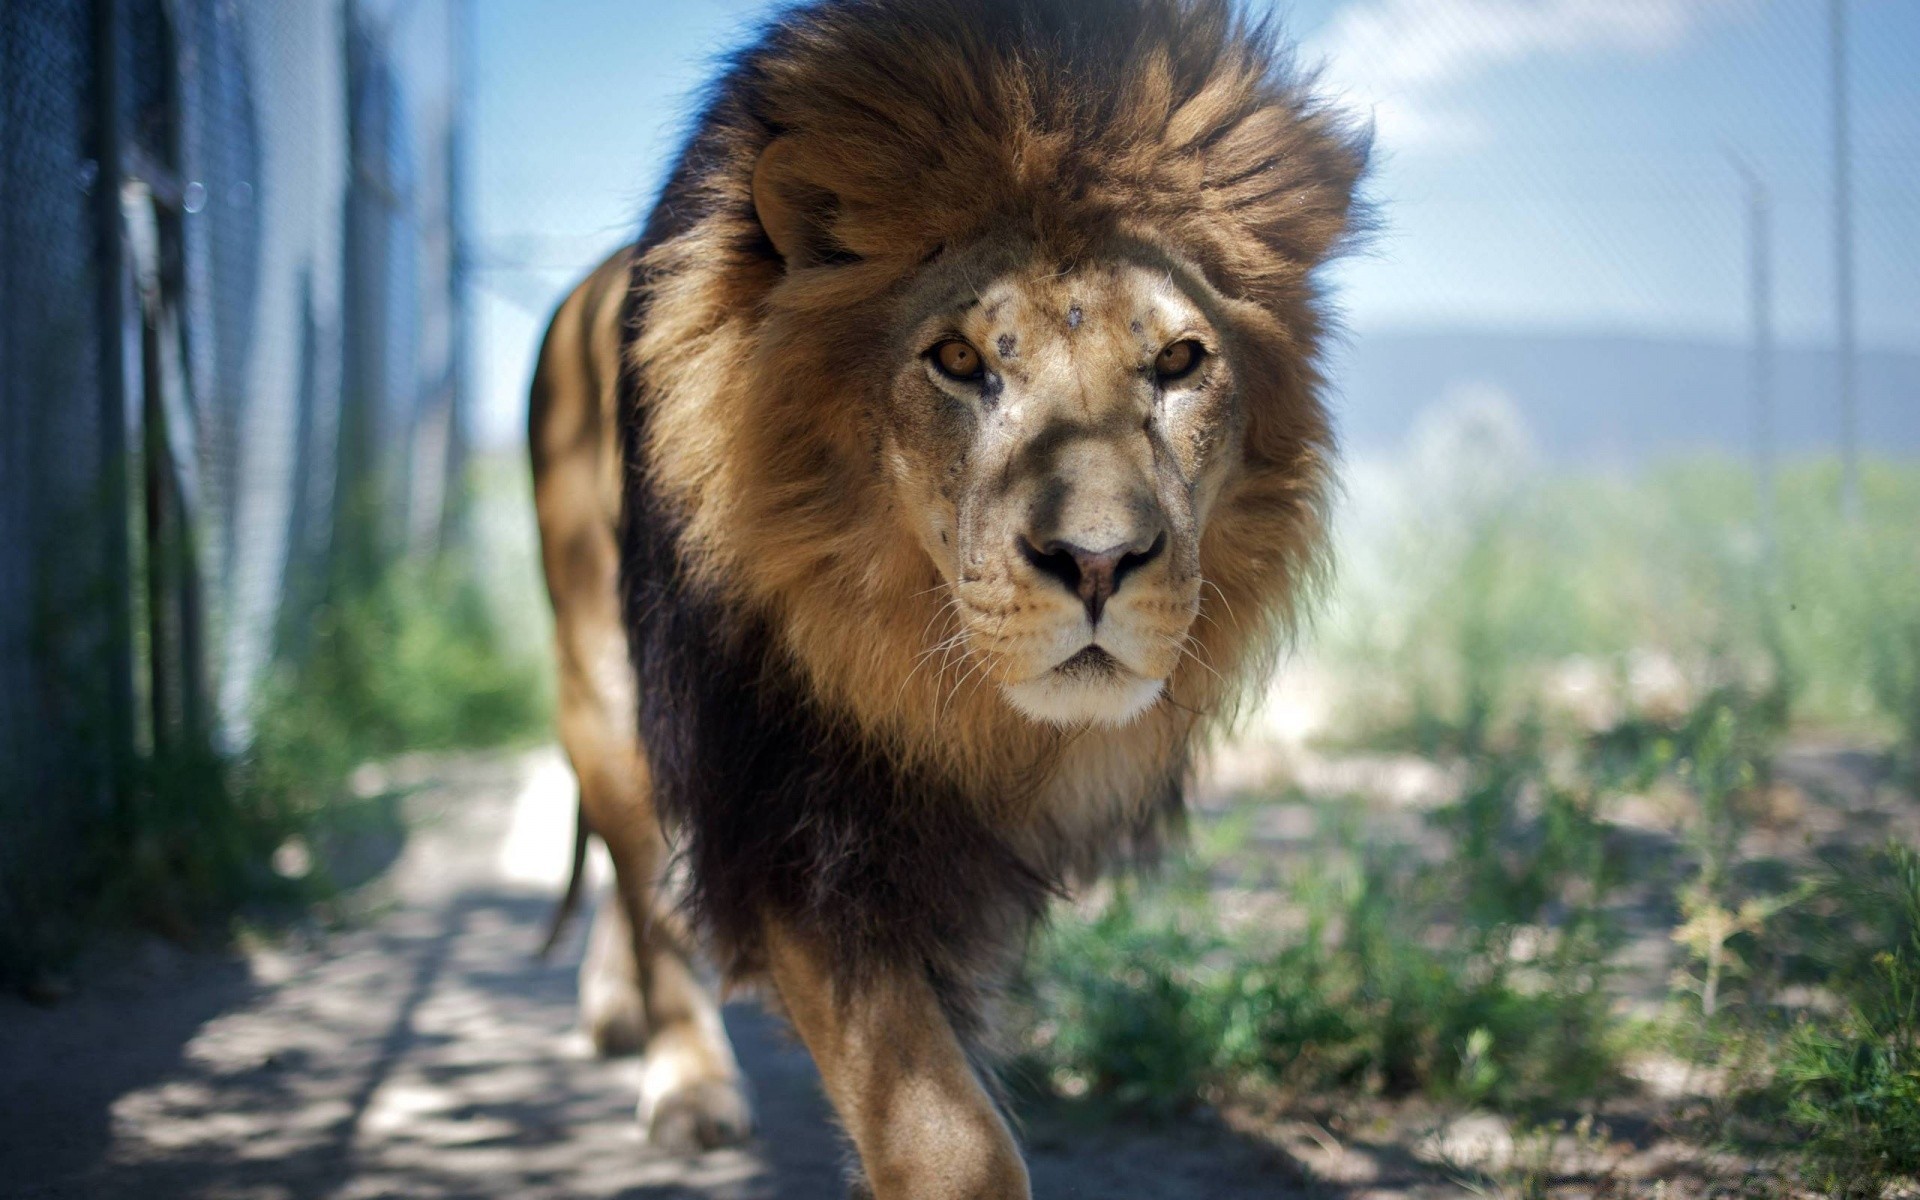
[0,750,1393,1200]
[5,728,1910,1198]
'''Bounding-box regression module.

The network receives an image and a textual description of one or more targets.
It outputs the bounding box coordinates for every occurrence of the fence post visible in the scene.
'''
[92,0,134,798]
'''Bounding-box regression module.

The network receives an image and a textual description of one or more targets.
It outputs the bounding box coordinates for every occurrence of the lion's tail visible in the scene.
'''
[537,800,591,960]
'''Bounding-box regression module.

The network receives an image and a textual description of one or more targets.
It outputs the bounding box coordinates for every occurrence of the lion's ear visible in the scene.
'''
[752,136,844,269]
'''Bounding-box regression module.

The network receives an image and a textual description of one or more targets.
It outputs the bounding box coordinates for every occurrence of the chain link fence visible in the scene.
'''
[1,0,471,975]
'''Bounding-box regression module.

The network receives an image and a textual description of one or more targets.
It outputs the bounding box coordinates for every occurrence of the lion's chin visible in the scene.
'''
[1000,650,1165,728]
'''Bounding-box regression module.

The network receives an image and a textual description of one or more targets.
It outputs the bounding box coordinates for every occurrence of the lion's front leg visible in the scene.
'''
[764,924,1030,1200]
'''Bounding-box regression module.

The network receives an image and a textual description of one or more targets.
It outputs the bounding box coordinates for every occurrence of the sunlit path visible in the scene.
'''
[0,751,1332,1200]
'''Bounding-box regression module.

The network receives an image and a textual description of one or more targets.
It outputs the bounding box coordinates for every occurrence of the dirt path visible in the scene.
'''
[0,750,1330,1200]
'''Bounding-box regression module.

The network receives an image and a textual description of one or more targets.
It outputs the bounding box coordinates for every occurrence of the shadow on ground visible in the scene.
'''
[0,945,257,1192]
[0,750,1334,1200]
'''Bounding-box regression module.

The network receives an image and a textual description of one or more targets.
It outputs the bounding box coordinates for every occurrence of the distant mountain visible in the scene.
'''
[1327,329,1919,464]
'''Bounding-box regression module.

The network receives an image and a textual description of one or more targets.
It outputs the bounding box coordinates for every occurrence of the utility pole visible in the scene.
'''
[1729,152,1775,562]
[1832,0,1859,519]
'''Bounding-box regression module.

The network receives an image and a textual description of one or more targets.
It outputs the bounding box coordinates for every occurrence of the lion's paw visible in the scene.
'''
[580,980,645,1058]
[642,1078,754,1154]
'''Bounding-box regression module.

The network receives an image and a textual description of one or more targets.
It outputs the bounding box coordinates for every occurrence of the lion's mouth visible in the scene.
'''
[1055,645,1122,679]
[1002,643,1163,728]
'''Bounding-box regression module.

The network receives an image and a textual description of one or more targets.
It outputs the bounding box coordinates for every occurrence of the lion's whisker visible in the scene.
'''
[939,646,997,724]
[911,594,967,658]
[1178,634,1226,689]
[898,625,970,705]
[1201,578,1239,630]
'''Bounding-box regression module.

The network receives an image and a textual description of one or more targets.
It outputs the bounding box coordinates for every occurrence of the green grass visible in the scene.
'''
[1740,842,1920,1198]
[1019,744,1627,1117]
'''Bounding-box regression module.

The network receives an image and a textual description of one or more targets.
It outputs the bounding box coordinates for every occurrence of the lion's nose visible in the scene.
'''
[1020,531,1166,625]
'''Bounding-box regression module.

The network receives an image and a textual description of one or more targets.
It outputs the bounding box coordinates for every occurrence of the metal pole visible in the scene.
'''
[443,0,474,549]
[1832,0,1859,519]
[1729,153,1775,563]
[92,0,135,794]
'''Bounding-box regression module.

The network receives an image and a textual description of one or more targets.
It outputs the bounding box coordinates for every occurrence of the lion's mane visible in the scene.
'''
[616,0,1367,1024]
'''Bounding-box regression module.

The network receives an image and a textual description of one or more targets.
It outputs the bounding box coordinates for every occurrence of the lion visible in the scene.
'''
[529,0,1367,1193]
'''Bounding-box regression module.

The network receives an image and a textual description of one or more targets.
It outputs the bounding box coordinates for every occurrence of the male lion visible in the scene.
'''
[530,0,1366,1193]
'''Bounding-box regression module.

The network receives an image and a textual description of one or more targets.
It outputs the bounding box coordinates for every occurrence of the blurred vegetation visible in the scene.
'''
[14,461,550,984]
[254,550,549,779]
[1324,457,1920,757]
[1020,450,1920,1196]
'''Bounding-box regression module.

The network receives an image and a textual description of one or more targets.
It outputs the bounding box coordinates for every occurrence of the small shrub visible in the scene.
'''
[1020,751,1626,1117]
[1595,686,1796,1018]
[96,744,295,940]
[1330,837,1621,1108]
[258,553,549,772]
[1866,614,1920,785]
[1023,889,1233,1117]
[1779,1010,1920,1198]
[1772,843,1920,1198]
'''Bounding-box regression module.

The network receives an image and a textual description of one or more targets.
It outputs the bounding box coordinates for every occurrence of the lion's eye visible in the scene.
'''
[1155,339,1204,381]
[930,339,984,381]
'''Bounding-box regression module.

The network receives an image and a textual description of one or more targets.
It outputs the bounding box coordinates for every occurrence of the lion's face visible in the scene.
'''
[879,250,1245,728]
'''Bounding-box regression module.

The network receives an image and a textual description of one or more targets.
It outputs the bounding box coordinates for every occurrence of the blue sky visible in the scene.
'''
[469,0,1918,445]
